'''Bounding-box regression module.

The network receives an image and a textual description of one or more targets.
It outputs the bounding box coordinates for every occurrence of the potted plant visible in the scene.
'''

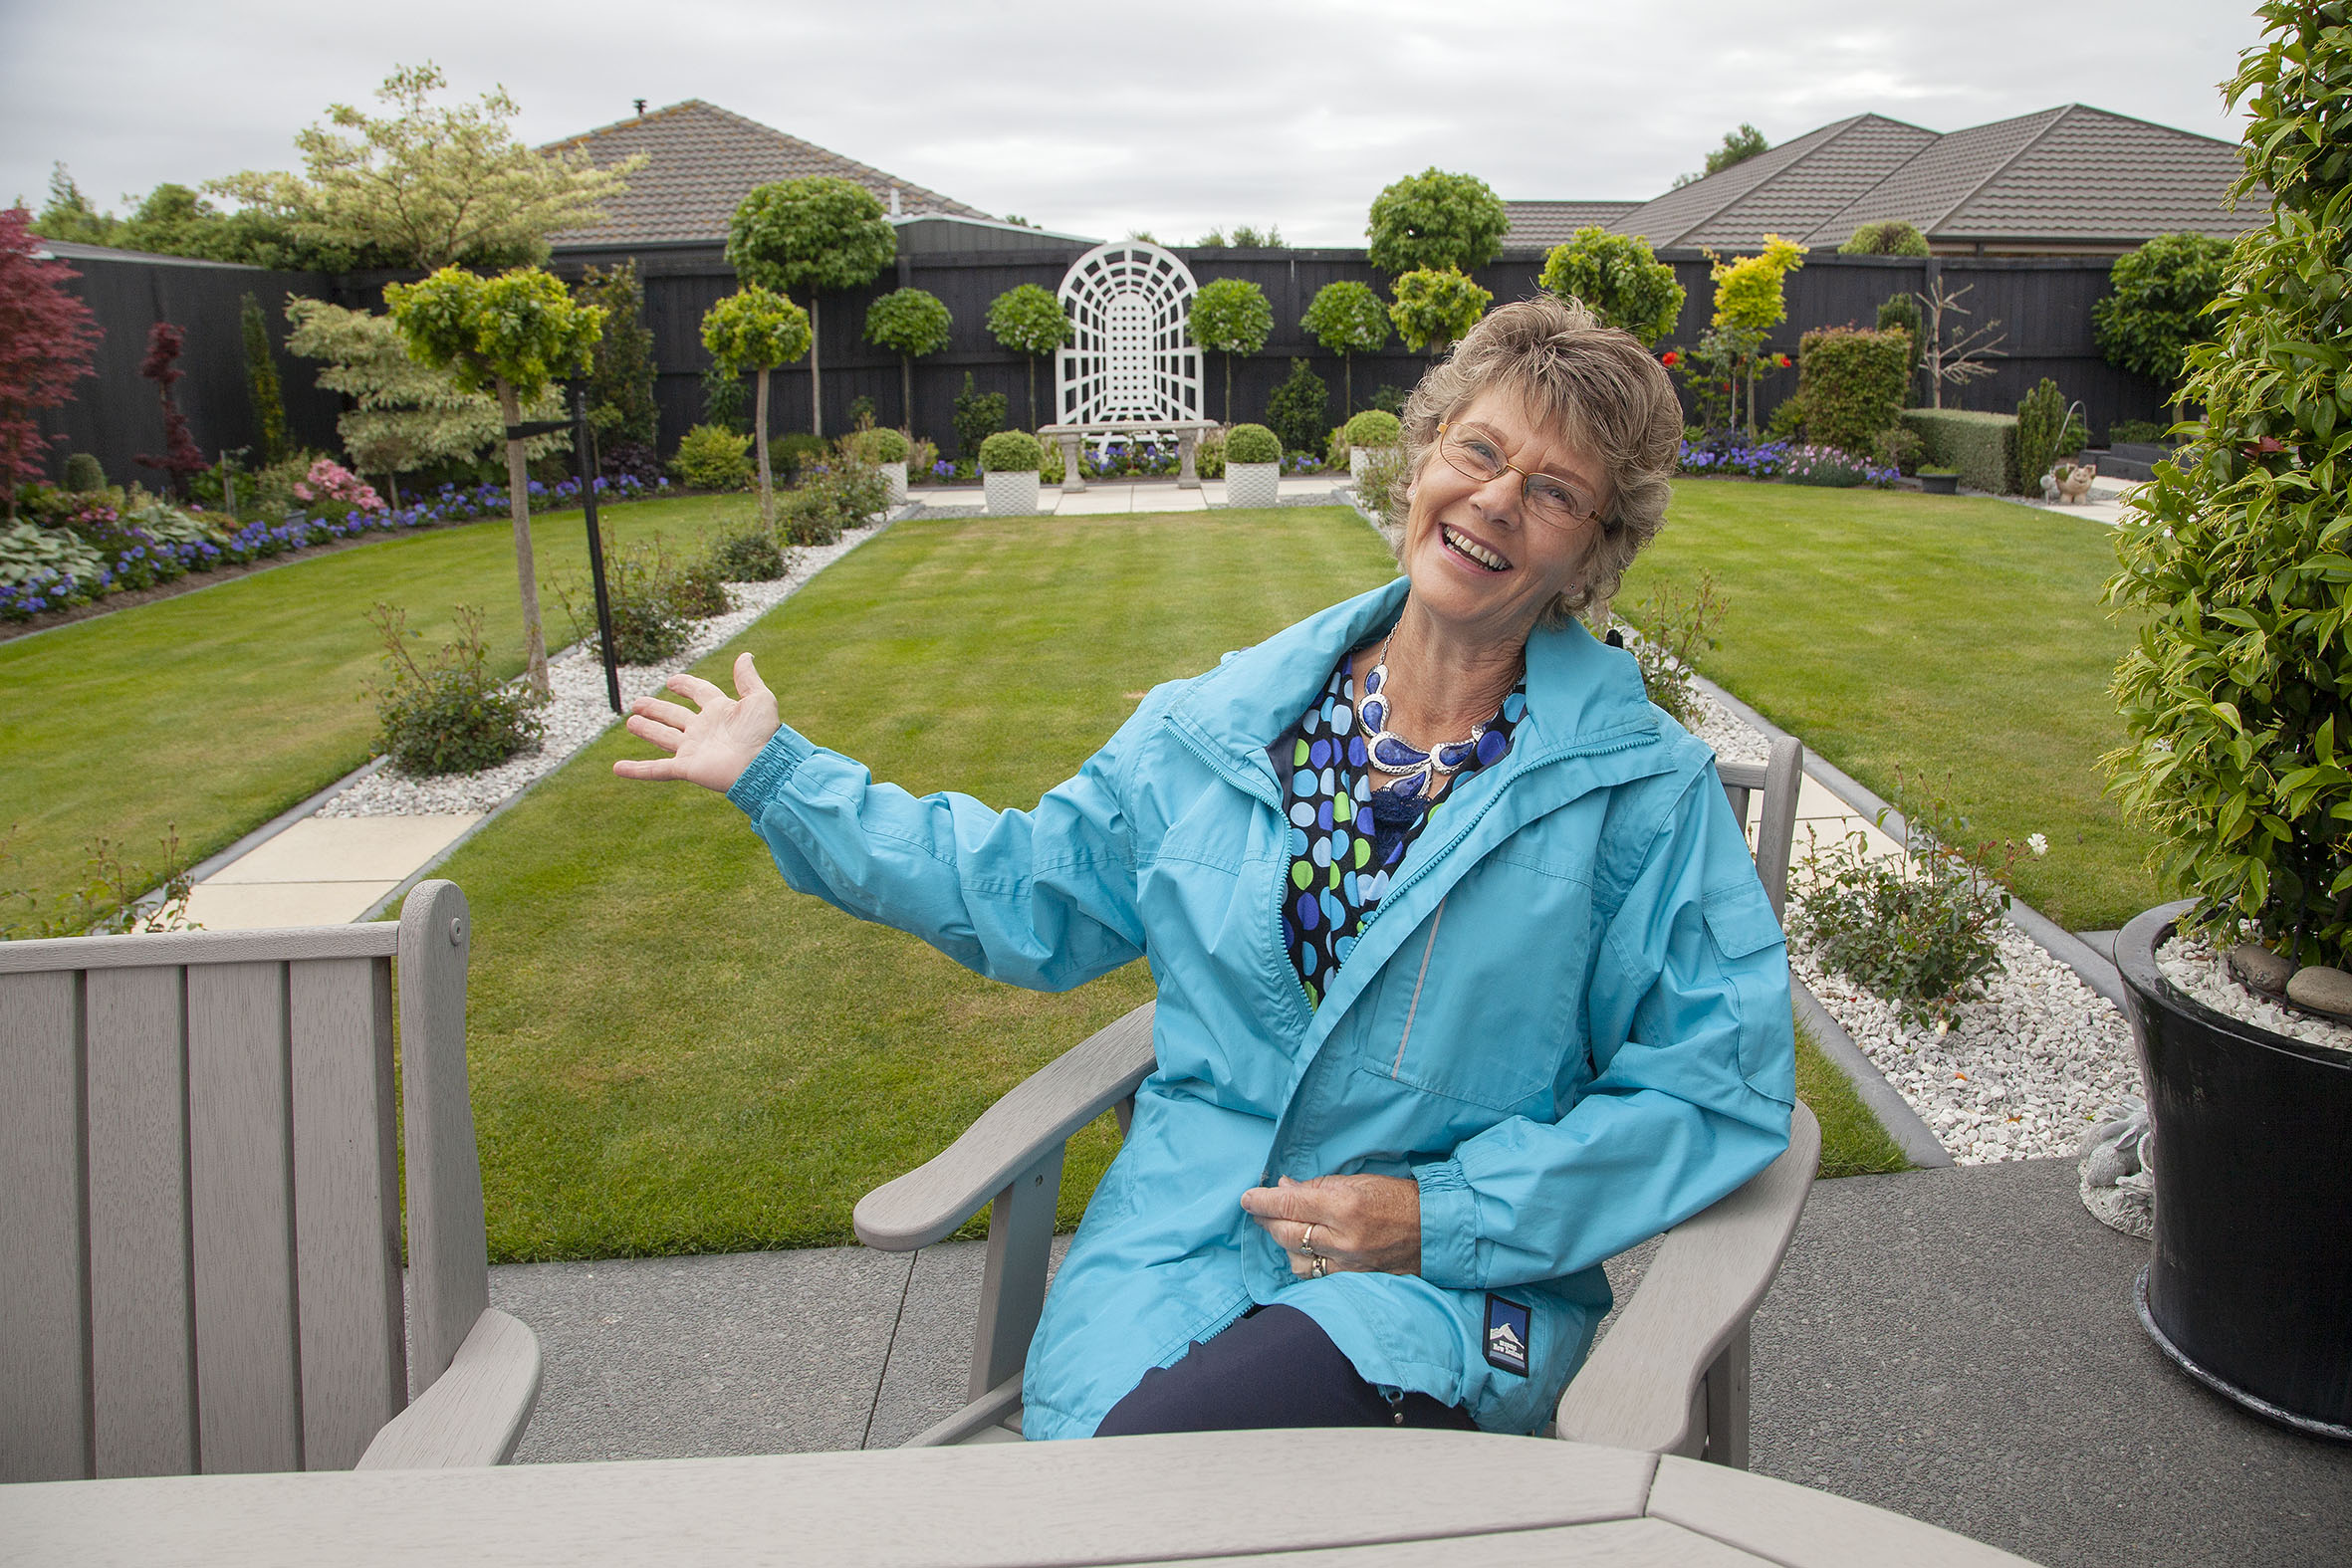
[2103,1,2352,1441]
[1343,408,1403,485]
[1916,465,1959,496]
[978,430,1046,516]
[1223,423,1282,508]
[852,426,912,505]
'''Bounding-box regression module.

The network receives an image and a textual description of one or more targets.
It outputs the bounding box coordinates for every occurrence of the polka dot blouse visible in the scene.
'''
[1267,654,1529,1008]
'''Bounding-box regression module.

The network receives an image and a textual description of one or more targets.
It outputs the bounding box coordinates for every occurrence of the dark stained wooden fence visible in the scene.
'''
[34,241,2171,490]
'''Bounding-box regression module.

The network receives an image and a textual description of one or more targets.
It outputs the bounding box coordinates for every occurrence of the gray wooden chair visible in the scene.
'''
[856,738,1820,1462]
[0,880,539,1481]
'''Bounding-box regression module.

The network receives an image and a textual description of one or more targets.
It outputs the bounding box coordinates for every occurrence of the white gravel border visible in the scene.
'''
[322,522,883,817]
[1691,688,2139,1163]
[2156,933,2352,1056]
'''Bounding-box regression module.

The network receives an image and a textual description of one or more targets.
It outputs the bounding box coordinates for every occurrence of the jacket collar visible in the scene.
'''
[1166,576,1665,778]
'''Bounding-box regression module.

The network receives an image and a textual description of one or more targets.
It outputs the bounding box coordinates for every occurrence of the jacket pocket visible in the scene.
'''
[1700,879,1792,1092]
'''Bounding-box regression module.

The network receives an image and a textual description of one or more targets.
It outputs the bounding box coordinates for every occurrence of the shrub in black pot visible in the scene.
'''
[2102,1,2352,1439]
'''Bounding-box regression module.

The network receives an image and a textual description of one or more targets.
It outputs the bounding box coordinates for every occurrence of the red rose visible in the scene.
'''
[1661,350,1680,366]
[1776,353,1791,368]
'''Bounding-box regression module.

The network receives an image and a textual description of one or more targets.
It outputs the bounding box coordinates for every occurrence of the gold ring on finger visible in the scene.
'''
[1300,1224,1317,1256]
[1312,1254,1329,1278]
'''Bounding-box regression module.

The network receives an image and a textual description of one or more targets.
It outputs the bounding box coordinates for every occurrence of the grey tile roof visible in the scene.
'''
[1934,105,2257,244]
[1805,108,2069,244]
[1502,200,1643,248]
[1602,115,1937,251]
[541,100,992,249]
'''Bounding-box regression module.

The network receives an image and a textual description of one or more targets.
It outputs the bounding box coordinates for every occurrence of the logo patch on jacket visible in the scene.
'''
[1484,1294,1531,1376]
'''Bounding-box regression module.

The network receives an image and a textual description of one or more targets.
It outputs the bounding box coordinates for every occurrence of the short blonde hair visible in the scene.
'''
[1383,294,1681,622]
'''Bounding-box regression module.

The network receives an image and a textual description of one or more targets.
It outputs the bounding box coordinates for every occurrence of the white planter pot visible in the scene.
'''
[881,460,907,505]
[1349,445,1398,484]
[983,469,1043,516]
[1225,461,1282,509]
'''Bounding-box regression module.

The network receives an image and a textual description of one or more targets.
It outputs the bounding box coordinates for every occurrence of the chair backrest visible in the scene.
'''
[1714,736,1804,920]
[0,880,485,1481]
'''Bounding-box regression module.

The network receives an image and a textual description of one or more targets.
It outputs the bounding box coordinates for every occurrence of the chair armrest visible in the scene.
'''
[355,1308,541,1469]
[1554,1101,1819,1453]
[854,1003,1156,1251]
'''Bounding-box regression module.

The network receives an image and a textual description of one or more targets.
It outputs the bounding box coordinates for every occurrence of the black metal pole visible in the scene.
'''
[574,383,622,715]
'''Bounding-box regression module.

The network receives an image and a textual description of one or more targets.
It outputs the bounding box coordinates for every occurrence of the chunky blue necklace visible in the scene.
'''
[1358,632,1505,802]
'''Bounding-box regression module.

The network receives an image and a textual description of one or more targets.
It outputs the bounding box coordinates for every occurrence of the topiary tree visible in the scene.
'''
[986,283,1071,430]
[726,176,895,439]
[1793,326,1912,457]
[240,293,290,463]
[134,324,207,498]
[1366,168,1509,276]
[0,205,102,521]
[1188,277,1273,424]
[1536,227,1686,347]
[575,262,659,454]
[864,287,952,431]
[1264,358,1328,458]
[1389,267,1493,359]
[385,265,604,694]
[1709,235,1807,435]
[700,286,813,529]
[1300,280,1389,416]
[2105,1,2352,966]
[1837,220,1932,257]
[2012,376,2071,493]
[1876,293,1926,405]
[2094,231,2234,425]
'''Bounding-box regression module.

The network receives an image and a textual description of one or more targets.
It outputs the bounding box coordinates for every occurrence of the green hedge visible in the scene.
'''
[978,430,1045,472]
[1901,409,2017,494]
[1796,327,1912,456]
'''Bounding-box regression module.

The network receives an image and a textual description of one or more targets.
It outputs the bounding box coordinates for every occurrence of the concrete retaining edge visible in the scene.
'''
[1793,977,1956,1169]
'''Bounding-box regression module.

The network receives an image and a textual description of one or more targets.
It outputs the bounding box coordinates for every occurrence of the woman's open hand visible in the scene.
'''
[611,651,781,794]
[1240,1174,1422,1278]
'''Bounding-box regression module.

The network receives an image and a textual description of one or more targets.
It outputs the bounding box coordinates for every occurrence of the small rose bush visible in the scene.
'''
[291,458,385,513]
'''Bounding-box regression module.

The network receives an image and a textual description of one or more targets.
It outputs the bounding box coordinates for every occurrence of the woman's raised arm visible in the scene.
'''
[612,651,782,793]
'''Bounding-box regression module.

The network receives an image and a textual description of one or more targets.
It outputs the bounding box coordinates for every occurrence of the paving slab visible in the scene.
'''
[202,813,481,883]
[182,878,404,930]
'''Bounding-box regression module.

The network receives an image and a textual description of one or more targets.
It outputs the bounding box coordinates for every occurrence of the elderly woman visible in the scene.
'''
[616,295,1794,1440]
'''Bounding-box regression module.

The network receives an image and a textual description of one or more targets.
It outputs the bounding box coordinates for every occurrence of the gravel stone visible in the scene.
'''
[2159,933,2352,1056]
[320,523,885,818]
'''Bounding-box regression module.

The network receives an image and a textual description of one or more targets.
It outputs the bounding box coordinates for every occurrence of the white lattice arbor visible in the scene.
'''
[1043,241,1216,491]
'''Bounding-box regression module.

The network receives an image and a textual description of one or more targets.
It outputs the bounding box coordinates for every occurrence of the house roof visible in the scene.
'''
[1501,200,1644,249]
[1588,103,2256,254]
[541,100,992,249]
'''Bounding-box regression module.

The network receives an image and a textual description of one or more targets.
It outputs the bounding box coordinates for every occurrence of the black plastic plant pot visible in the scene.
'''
[2115,901,2352,1440]
[1918,472,1960,495]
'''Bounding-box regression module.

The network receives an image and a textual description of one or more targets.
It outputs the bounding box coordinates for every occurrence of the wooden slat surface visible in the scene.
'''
[187,962,302,1474]
[0,1433,2038,1567]
[397,882,488,1398]
[84,965,197,1478]
[0,971,92,1482]
[290,956,405,1470]
[0,923,398,975]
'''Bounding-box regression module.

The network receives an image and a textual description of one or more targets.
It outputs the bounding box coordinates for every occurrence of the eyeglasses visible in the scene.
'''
[1436,423,1606,532]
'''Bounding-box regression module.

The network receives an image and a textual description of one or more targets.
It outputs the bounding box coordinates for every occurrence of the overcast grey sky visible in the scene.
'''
[1,0,2266,247]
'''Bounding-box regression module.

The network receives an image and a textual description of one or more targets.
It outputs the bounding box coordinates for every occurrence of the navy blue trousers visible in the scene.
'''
[1092,1304,1480,1437]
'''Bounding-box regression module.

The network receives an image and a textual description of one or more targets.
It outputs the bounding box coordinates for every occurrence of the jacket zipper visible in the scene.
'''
[1168,721,1315,1023]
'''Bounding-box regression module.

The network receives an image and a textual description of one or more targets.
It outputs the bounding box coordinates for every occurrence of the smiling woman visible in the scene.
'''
[612,294,1792,1443]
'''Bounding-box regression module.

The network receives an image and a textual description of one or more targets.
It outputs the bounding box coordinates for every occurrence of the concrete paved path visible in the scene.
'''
[491,1161,2351,1567]
[910,475,1348,515]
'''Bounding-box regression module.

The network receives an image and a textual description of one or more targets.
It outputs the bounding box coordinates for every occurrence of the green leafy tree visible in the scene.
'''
[240,293,289,464]
[575,262,658,450]
[286,297,568,509]
[701,286,813,528]
[1536,227,1686,347]
[1709,235,1807,434]
[1838,220,1932,257]
[986,284,1072,429]
[726,176,896,438]
[2094,231,2234,423]
[1366,168,1509,276]
[32,165,118,246]
[213,64,639,273]
[1188,278,1274,424]
[1876,293,1926,404]
[1300,281,1389,415]
[1674,123,1769,189]
[1388,268,1493,358]
[2104,2,2352,966]
[863,288,953,430]
[385,266,604,694]
[34,168,348,271]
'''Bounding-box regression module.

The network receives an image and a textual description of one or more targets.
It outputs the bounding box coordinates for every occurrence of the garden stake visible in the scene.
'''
[573,382,622,715]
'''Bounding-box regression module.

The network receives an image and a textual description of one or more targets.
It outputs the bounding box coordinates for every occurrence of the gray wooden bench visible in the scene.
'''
[856,738,1817,1458]
[0,880,539,1480]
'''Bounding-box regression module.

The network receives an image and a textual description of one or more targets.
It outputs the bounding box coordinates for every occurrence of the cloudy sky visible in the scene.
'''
[2,0,2265,247]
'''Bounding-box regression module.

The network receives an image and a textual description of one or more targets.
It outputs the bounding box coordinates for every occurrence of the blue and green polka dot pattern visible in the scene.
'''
[1269,656,1528,1008]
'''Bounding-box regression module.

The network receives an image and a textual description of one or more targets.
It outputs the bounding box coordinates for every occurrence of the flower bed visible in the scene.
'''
[1678,433,1896,487]
[1,474,668,623]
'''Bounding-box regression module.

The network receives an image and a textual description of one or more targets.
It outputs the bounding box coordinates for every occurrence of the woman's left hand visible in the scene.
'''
[1239,1174,1422,1277]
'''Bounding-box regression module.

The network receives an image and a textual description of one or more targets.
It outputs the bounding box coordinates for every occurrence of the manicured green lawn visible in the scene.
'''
[1795,1016,1909,1178]
[0,496,762,924]
[434,509,1903,1262]
[1625,480,2157,932]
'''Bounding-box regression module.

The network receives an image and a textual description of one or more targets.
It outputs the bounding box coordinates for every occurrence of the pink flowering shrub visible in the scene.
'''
[291,458,384,512]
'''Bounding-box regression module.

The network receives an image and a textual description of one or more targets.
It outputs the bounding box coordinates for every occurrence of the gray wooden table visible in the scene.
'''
[0,1429,2033,1566]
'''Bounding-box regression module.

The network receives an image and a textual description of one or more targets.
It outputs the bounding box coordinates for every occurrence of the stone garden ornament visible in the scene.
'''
[1044,241,1216,491]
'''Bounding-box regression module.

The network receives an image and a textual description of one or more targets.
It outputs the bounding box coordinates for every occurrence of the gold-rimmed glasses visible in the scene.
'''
[1436,422,1606,532]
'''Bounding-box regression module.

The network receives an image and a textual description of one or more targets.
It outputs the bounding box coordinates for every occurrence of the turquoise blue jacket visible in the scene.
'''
[728,578,1795,1440]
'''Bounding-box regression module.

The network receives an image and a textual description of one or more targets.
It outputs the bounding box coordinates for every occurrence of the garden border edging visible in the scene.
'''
[1792,977,1955,1168]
